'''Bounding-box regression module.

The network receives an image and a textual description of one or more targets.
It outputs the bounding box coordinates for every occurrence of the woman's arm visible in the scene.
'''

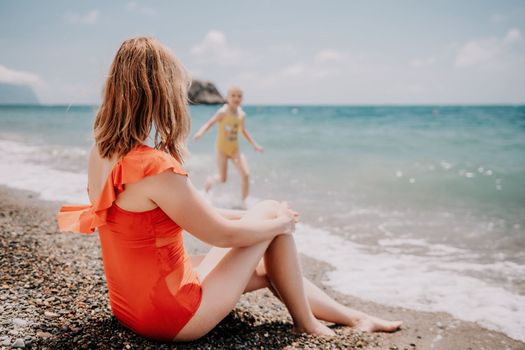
[193,111,223,140]
[146,171,294,247]
[240,115,264,152]
[216,208,245,220]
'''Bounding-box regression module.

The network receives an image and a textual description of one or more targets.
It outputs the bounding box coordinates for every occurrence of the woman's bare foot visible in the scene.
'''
[293,319,336,336]
[355,315,402,332]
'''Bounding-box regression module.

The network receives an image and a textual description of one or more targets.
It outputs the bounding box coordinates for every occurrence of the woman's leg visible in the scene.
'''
[231,151,250,201]
[189,254,269,293]
[261,233,400,332]
[204,149,228,193]
[175,201,330,341]
[263,233,333,334]
[189,252,402,332]
[299,277,402,332]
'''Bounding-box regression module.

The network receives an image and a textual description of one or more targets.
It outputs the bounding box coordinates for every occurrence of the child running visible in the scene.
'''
[193,86,263,206]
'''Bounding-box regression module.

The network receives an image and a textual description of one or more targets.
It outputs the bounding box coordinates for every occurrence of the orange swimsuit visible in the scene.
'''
[56,144,202,341]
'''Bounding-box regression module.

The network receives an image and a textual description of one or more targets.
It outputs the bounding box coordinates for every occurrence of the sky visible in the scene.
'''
[1,1,524,105]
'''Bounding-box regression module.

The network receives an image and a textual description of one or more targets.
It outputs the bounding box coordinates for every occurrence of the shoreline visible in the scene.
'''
[1,185,523,349]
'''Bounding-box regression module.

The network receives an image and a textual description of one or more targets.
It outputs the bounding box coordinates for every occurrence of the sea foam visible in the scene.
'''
[0,139,88,203]
[295,223,525,342]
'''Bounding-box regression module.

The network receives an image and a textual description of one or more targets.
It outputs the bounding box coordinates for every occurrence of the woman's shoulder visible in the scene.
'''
[88,144,102,167]
[121,144,188,179]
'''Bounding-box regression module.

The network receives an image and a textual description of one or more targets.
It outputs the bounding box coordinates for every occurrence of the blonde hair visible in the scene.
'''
[93,36,190,162]
[227,85,243,96]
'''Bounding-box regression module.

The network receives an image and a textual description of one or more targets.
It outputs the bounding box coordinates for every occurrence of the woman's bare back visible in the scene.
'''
[87,145,157,212]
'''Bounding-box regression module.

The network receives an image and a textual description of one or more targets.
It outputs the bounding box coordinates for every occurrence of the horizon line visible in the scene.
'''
[1,103,524,108]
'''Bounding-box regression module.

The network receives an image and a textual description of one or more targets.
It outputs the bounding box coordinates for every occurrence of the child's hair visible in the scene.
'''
[94,36,190,162]
[227,85,243,97]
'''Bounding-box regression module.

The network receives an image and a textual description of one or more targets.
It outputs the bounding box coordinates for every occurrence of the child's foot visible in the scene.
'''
[355,315,402,332]
[293,320,335,336]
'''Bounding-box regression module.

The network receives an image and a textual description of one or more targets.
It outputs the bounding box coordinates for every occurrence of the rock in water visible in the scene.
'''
[188,80,225,105]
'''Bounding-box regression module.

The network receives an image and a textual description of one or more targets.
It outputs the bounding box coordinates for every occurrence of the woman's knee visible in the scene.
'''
[268,232,296,248]
[255,199,280,210]
[250,200,280,219]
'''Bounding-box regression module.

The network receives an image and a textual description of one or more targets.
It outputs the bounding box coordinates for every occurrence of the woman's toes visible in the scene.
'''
[355,317,403,333]
[314,322,336,336]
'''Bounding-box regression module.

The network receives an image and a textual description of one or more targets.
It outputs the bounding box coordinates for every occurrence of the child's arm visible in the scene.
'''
[240,114,264,152]
[192,110,224,140]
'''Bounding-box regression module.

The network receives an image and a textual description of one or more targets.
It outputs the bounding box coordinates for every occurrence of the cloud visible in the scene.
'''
[279,49,348,79]
[455,40,499,67]
[455,28,522,67]
[0,64,43,87]
[504,28,522,44]
[281,62,307,77]
[190,30,249,65]
[314,49,345,63]
[191,30,228,55]
[260,50,348,83]
[126,2,157,16]
[65,9,99,24]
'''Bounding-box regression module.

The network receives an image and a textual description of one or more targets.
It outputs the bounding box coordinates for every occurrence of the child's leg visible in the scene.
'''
[232,152,250,200]
[205,149,228,192]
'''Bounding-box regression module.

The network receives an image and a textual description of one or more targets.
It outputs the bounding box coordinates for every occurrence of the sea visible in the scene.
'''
[1,104,524,341]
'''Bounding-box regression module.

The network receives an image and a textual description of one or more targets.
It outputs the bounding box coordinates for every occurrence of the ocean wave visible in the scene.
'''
[0,139,89,203]
[295,223,525,342]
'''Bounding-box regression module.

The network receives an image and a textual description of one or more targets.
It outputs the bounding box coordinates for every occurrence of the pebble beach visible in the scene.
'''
[1,185,524,349]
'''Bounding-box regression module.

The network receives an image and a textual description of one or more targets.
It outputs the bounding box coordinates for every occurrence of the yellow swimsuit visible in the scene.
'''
[216,110,241,157]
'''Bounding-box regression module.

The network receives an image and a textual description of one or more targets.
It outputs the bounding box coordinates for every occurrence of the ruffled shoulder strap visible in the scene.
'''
[57,144,187,234]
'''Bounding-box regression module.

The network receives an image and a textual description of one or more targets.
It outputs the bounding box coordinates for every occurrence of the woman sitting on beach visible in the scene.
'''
[57,37,402,342]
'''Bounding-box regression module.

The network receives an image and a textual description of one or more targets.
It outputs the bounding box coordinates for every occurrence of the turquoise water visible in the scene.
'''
[1,104,525,340]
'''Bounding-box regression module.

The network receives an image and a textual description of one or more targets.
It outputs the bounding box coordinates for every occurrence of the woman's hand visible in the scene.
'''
[276,201,298,234]
[254,144,264,153]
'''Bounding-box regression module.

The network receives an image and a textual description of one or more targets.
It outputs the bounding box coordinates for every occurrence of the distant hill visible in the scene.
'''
[0,83,39,104]
[189,80,225,105]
